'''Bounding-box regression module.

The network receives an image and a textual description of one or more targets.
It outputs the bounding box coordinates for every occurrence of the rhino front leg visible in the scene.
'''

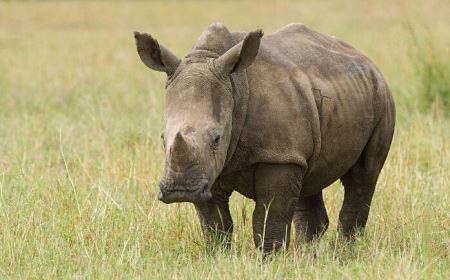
[252,164,302,254]
[194,187,233,249]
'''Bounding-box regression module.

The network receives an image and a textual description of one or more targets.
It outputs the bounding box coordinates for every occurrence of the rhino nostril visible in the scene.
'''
[200,182,208,191]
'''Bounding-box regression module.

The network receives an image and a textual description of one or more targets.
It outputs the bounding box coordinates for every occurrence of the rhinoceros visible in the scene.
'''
[134,23,395,253]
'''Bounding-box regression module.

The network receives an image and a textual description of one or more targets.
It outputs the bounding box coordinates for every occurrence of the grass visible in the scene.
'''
[407,24,450,115]
[0,0,449,279]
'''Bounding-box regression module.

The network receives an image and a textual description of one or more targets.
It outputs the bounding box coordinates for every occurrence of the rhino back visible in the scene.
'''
[236,24,392,194]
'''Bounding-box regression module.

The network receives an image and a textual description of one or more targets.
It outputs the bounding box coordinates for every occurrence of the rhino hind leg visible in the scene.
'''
[338,114,394,239]
[338,174,376,239]
[293,191,329,243]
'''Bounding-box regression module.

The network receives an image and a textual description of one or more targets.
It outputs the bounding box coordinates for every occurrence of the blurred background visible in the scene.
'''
[0,0,448,278]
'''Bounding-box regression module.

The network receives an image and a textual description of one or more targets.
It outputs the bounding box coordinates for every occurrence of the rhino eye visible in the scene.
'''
[212,135,221,149]
[214,135,220,144]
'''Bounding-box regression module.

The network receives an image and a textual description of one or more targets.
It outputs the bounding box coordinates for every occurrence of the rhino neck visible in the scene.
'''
[192,23,234,54]
[222,32,250,172]
[225,66,249,167]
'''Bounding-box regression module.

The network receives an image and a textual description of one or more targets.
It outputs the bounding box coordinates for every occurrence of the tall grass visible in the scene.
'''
[407,24,450,115]
[0,0,449,279]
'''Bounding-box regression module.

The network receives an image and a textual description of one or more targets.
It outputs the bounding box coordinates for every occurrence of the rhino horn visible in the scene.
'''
[170,132,192,160]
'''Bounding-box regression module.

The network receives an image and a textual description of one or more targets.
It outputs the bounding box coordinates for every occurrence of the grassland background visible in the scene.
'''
[0,0,448,279]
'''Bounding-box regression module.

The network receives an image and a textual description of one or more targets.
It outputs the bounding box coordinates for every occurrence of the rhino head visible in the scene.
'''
[134,24,263,204]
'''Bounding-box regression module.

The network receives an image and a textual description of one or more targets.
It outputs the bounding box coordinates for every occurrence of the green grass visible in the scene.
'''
[407,24,450,115]
[0,0,449,279]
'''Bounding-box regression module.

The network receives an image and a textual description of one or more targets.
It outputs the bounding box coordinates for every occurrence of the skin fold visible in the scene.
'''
[134,23,395,254]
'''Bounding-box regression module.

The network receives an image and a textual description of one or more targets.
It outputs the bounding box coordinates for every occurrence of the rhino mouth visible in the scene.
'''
[158,182,212,204]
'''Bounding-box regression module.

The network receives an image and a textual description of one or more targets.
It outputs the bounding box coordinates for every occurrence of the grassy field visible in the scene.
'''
[0,0,449,279]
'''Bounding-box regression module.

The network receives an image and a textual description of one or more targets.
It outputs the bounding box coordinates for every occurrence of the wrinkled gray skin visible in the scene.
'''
[134,23,395,253]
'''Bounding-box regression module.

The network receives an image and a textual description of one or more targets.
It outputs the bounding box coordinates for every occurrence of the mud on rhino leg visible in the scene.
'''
[252,164,302,254]
[194,186,233,249]
[293,191,329,243]
[338,116,393,239]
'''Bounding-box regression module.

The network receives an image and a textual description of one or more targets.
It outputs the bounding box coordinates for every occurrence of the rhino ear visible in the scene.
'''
[216,29,263,74]
[134,32,181,76]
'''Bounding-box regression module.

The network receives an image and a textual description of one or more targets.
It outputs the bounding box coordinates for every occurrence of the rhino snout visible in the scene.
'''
[158,179,212,204]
